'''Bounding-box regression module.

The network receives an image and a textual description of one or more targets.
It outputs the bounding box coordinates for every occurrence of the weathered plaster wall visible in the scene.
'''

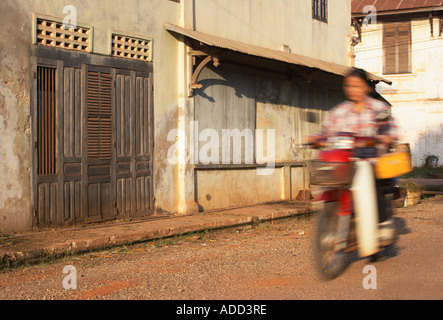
[392,104,443,167]
[0,1,33,233]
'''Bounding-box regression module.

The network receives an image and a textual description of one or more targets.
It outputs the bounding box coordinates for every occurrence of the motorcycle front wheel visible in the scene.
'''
[314,201,349,280]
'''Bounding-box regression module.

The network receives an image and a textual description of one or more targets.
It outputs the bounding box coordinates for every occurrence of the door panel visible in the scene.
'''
[115,70,153,217]
[61,65,83,223]
[37,181,58,225]
[85,68,114,221]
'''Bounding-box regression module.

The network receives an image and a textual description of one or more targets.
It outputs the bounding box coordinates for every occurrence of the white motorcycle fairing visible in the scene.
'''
[351,160,379,257]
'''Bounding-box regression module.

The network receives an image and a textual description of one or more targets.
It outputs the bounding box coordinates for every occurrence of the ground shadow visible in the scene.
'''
[346,216,411,265]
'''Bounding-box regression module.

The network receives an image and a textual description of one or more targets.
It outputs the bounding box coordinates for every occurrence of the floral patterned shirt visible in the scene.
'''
[321,97,397,139]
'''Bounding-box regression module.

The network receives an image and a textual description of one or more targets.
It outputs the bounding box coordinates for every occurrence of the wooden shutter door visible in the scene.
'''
[134,73,153,214]
[86,67,114,221]
[62,64,83,223]
[114,70,153,218]
[33,60,85,227]
[32,47,154,227]
[34,65,58,226]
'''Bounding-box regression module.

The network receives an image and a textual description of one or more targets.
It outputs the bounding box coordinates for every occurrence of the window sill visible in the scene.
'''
[313,17,328,23]
[382,73,416,77]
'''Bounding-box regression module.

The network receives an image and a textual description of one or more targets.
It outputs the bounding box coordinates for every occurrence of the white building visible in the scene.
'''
[352,0,443,167]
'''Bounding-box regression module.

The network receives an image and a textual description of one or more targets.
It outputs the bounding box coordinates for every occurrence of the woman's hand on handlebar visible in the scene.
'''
[376,134,395,146]
[305,135,327,148]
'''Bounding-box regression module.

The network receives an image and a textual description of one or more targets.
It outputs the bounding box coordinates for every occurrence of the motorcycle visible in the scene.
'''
[307,133,412,280]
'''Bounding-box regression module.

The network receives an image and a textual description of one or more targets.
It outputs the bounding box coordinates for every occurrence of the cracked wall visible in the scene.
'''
[0,0,32,233]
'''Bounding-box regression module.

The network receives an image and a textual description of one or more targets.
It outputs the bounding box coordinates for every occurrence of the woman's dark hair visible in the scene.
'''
[345,67,372,87]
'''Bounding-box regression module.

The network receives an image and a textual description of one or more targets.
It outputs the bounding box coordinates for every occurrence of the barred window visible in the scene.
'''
[37,66,57,175]
[313,0,327,23]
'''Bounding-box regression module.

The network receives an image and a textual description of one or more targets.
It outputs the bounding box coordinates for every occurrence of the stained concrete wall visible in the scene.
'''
[354,17,443,166]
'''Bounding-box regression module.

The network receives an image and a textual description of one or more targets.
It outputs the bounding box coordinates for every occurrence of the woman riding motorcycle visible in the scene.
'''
[308,67,398,224]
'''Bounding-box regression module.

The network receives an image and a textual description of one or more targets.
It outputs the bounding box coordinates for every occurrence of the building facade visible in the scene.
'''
[0,0,359,233]
[352,0,443,167]
[0,0,180,232]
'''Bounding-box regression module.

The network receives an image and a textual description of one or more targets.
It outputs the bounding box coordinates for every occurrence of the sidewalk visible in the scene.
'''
[0,200,314,269]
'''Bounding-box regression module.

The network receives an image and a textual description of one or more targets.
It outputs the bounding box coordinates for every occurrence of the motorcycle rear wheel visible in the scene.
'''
[314,201,349,280]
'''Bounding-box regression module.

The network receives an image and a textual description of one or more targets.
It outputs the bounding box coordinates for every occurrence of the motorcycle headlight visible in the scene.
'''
[327,136,355,149]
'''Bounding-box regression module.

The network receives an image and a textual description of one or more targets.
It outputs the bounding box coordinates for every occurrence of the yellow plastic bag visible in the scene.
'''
[375,152,412,179]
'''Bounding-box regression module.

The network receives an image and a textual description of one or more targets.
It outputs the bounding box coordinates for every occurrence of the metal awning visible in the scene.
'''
[165,23,392,85]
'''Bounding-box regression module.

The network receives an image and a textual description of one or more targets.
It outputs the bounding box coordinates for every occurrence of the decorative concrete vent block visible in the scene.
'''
[111,34,152,61]
[36,18,90,52]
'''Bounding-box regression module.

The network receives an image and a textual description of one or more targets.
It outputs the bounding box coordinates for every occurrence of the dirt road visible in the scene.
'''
[0,196,442,301]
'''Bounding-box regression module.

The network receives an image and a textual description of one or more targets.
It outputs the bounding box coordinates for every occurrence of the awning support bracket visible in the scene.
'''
[189,50,220,96]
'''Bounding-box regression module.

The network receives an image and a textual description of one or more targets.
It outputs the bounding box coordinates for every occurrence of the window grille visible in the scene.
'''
[36,17,90,52]
[313,0,328,23]
[111,34,152,61]
[37,66,57,175]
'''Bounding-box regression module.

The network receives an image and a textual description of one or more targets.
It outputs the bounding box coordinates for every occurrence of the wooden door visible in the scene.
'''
[114,70,153,217]
[34,65,58,225]
[85,67,114,222]
[32,49,154,227]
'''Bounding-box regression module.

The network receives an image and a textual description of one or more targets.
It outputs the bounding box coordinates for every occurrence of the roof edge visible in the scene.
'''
[164,23,392,85]
[352,5,443,17]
